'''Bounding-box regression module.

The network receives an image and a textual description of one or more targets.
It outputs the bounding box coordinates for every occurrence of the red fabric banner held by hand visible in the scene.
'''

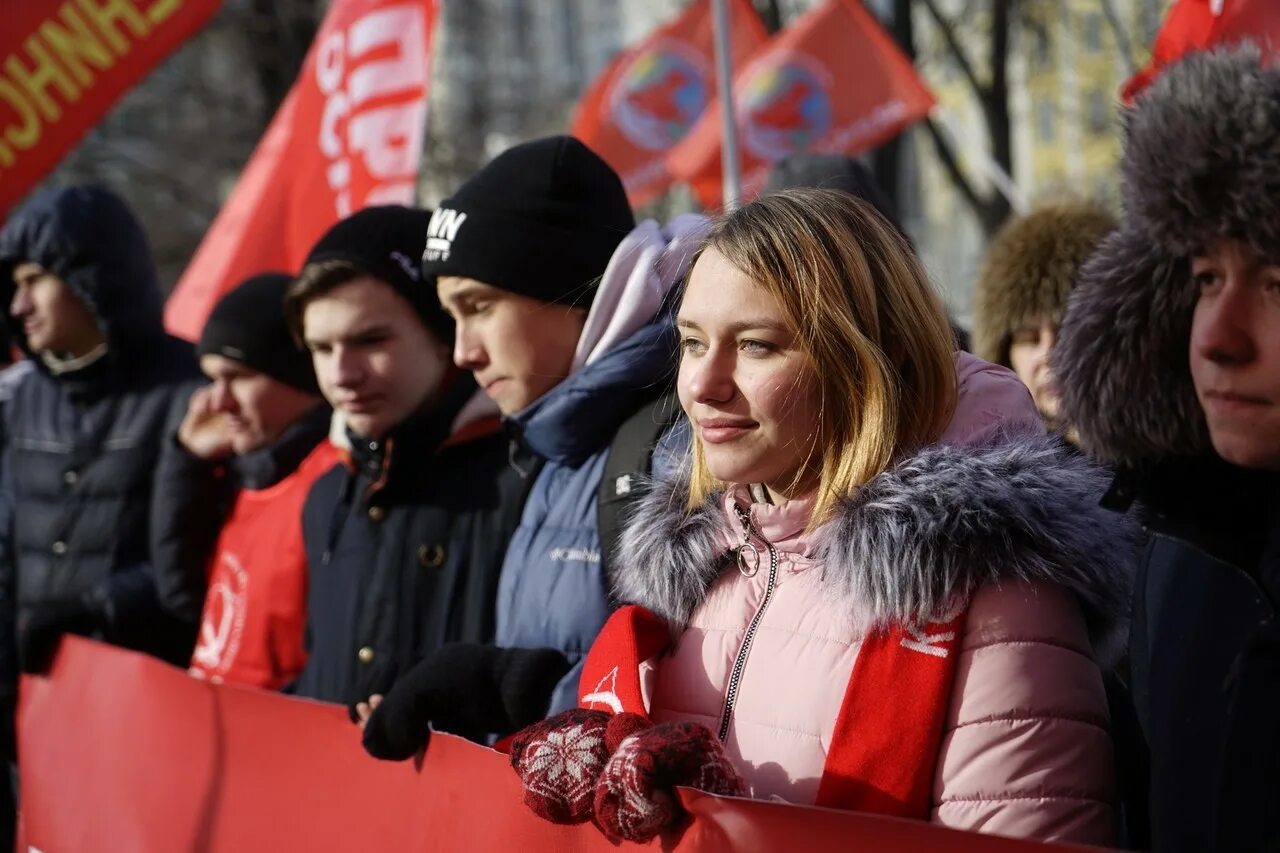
[0,0,222,218]
[163,0,439,341]
[18,637,1089,852]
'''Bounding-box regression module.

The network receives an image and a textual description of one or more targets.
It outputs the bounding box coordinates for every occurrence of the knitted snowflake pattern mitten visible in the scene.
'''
[593,720,746,842]
[510,709,612,824]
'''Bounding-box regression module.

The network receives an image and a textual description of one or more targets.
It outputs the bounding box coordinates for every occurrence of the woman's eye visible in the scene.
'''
[740,339,773,355]
[680,337,706,355]
[1193,270,1221,293]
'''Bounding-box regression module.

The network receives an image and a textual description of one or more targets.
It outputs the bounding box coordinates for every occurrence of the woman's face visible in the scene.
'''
[677,248,822,498]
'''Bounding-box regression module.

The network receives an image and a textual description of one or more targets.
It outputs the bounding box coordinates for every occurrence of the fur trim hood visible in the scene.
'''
[973,200,1115,367]
[1054,46,1280,466]
[613,430,1139,665]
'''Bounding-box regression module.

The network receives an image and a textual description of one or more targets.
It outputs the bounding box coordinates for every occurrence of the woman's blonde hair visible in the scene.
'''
[685,188,957,526]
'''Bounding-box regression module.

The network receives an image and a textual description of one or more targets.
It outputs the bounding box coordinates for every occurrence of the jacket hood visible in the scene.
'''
[972,200,1114,367]
[0,185,167,367]
[1053,46,1280,467]
[513,317,676,466]
[613,429,1137,666]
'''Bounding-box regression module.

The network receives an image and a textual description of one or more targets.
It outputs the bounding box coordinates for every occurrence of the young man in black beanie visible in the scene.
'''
[150,273,336,690]
[353,136,706,761]
[283,205,540,710]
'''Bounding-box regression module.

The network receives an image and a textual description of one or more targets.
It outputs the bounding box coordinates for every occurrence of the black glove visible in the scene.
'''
[17,595,104,674]
[361,644,571,761]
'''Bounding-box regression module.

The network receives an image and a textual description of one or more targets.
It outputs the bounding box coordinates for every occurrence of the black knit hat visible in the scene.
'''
[420,136,635,307]
[198,272,319,393]
[303,205,453,341]
[764,153,908,243]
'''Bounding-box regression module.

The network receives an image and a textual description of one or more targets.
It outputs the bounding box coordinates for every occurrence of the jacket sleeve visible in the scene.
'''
[0,444,17,735]
[931,579,1117,846]
[148,428,234,627]
[95,381,214,664]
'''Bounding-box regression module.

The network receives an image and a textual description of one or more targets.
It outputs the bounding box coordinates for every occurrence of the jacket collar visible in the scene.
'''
[231,404,331,491]
[612,428,1138,668]
[510,319,676,466]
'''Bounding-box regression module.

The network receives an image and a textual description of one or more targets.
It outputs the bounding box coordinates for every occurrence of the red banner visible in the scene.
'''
[667,0,935,210]
[0,0,222,218]
[1123,0,1280,101]
[570,0,767,207]
[163,0,438,342]
[17,637,1093,852]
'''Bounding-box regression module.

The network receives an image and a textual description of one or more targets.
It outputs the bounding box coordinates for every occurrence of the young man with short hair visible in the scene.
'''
[354,137,705,760]
[150,273,336,689]
[285,206,533,706]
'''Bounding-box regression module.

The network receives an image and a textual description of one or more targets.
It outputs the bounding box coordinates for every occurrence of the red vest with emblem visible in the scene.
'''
[189,440,341,689]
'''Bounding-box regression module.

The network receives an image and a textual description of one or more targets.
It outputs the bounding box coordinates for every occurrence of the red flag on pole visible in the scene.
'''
[667,0,934,210]
[571,0,767,207]
[0,0,223,218]
[1123,0,1280,102]
[163,0,440,342]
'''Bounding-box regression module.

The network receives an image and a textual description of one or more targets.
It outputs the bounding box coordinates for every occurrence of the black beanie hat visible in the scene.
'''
[764,153,909,244]
[303,205,453,342]
[421,135,635,307]
[198,273,319,393]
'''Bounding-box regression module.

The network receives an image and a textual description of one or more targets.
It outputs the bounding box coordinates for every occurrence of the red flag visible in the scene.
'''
[1123,0,1280,102]
[571,0,767,207]
[668,0,934,210]
[0,0,222,218]
[163,0,439,341]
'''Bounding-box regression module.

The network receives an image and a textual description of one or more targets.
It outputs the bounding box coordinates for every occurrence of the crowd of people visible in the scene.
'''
[0,44,1275,851]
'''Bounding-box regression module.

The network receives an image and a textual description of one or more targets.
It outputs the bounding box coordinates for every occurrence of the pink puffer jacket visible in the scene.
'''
[612,353,1135,847]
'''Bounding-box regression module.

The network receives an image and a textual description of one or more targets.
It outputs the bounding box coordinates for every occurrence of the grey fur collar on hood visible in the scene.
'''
[1054,46,1280,467]
[612,429,1139,666]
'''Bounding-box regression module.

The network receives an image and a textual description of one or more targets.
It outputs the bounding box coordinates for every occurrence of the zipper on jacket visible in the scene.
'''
[717,503,780,742]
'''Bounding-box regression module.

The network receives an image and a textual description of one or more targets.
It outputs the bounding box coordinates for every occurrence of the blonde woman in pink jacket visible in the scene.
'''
[508,188,1134,847]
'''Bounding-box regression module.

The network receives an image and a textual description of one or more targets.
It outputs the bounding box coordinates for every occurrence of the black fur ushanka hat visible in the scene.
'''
[1052,46,1280,468]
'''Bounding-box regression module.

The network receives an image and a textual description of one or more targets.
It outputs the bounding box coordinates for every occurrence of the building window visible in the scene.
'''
[1087,89,1111,134]
[1083,13,1104,53]
[1036,100,1056,143]
[1032,26,1052,68]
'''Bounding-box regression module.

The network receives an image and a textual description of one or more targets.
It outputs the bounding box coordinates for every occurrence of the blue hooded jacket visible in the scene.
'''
[495,317,678,713]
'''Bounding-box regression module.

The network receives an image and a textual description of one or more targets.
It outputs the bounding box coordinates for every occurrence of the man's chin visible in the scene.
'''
[1209,430,1280,472]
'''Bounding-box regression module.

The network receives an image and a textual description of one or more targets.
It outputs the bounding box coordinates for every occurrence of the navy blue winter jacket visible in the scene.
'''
[0,185,201,692]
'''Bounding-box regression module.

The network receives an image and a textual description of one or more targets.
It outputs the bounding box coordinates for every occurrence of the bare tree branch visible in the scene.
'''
[918,0,986,99]
[923,116,987,218]
[1099,0,1138,75]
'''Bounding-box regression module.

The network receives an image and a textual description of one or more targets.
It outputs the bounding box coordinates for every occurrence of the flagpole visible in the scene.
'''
[711,0,743,210]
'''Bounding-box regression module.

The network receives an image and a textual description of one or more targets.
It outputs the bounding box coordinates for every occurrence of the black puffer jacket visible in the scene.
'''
[0,185,201,685]
[290,375,535,704]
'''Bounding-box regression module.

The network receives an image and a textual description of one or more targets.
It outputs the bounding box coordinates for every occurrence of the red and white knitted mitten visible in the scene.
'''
[509,709,612,824]
[593,720,746,842]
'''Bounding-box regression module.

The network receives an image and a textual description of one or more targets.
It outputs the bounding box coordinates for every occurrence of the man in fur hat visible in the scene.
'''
[1053,46,1280,851]
[974,200,1114,433]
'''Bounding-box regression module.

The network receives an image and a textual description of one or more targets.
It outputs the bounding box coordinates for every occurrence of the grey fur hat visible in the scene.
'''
[1052,46,1280,467]
[973,200,1115,367]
